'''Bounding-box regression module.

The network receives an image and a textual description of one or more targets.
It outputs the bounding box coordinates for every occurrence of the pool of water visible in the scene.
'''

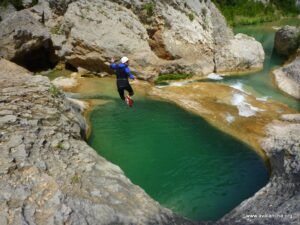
[87,80,268,221]
[218,18,300,111]
[49,18,300,222]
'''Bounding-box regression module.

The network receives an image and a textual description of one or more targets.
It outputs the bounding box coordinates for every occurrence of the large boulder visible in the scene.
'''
[274,25,300,56]
[62,0,158,78]
[58,0,264,79]
[215,33,265,73]
[273,54,300,99]
[0,9,57,70]
[0,0,266,77]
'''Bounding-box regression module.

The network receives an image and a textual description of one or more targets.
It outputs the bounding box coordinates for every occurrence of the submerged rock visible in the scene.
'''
[52,76,78,89]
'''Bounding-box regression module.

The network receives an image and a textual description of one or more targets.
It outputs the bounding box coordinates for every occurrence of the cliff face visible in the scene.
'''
[0,59,198,225]
[0,0,265,79]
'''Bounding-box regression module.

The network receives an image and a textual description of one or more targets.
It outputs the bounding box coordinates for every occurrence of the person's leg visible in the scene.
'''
[124,84,134,107]
[125,84,134,96]
[117,86,125,100]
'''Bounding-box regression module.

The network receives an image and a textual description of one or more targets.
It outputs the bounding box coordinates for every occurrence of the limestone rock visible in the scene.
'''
[220,118,300,225]
[274,25,300,56]
[215,33,265,73]
[58,0,262,79]
[273,55,300,99]
[0,59,197,225]
[0,9,56,69]
[0,3,16,21]
[52,76,78,89]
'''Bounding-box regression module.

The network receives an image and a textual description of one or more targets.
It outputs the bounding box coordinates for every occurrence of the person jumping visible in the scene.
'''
[110,56,135,107]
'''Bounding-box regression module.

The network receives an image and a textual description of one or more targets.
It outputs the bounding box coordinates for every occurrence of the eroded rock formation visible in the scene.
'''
[0,59,198,225]
[219,115,300,225]
[0,9,57,71]
[0,0,265,79]
[273,26,300,99]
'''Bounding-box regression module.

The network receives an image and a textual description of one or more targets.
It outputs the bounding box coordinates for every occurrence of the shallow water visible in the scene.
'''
[219,18,300,111]
[86,79,268,221]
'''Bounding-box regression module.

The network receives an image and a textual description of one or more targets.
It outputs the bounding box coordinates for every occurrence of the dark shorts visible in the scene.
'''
[117,81,134,100]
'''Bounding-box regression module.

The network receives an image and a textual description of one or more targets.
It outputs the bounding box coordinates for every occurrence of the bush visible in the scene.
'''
[188,13,195,21]
[155,73,193,84]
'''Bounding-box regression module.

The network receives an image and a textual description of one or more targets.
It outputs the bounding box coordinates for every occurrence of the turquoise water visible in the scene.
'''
[88,89,268,221]
[219,18,300,111]
[85,19,300,222]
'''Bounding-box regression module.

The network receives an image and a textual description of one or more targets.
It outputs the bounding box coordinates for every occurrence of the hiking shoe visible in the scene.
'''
[126,95,134,107]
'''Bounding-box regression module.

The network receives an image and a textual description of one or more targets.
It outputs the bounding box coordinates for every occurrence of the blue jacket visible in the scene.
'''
[110,63,135,80]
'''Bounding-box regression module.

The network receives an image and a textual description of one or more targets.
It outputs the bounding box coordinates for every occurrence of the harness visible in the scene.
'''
[116,65,129,87]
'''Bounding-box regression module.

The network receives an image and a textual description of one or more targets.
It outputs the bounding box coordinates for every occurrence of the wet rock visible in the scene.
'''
[52,76,78,89]
[281,114,300,122]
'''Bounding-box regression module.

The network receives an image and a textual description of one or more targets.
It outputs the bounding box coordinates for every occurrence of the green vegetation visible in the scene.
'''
[212,0,299,26]
[55,142,63,149]
[188,13,195,21]
[155,73,193,85]
[71,174,81,184]
[49,85,60,97]
[143,2,155,16]
[50,24,63,35]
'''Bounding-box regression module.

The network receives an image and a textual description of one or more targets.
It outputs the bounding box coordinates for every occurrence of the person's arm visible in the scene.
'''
[110,57,117,70]
[125,67,135,80]
[110,63,118,70]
